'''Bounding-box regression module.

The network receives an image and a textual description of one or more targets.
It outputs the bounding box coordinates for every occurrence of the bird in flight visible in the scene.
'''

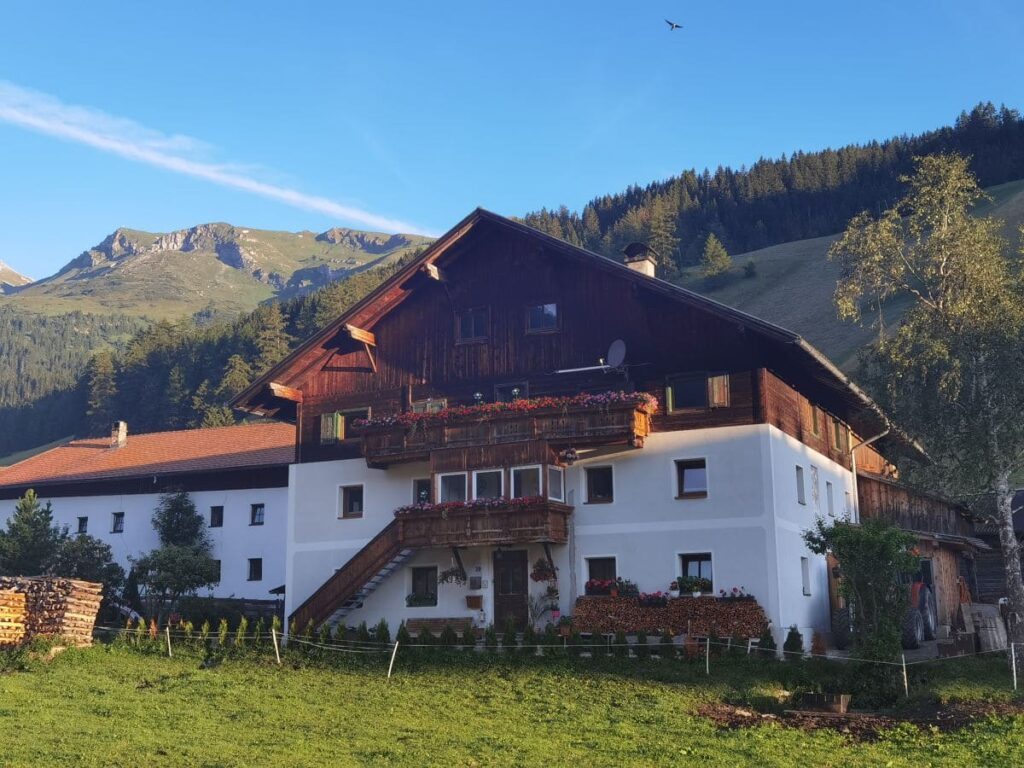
[665,19,683,31]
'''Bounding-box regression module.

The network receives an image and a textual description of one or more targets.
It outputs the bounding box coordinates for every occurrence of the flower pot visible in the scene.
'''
[692,591,702,598]
[668,589,680,599]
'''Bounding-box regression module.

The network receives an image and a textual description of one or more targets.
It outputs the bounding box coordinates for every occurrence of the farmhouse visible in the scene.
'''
[0,422,293,602]
[229,208,981,645]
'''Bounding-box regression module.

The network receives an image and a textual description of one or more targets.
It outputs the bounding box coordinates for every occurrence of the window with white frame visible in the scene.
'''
[801,556,811,596]
[795,466,806,505]
[473,469,503,499]
[438,473,468,503]
[826,481,835,516]
[547,466,565,502]
[511,466,541,498]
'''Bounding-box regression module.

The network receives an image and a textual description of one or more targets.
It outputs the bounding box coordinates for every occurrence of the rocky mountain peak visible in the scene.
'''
[316,228,413,254]
[0,260,32,294]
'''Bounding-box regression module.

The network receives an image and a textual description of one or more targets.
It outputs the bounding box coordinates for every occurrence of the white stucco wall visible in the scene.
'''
[0,486,287,600]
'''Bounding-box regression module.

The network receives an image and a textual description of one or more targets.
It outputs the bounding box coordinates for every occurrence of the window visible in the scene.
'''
[525,303,558,333]
[76,516,88,534]
[411,399,447,414]
[250,503,265,526]
[438,473,468,503]
[667,373,730,411]
[457,307,488,342]
[547,466,565,502]
[340,485,364,519]
[212,560,221,583]
[512,466,541,498]
[845,491,853,519]
[111,512,124,533]
[585,466,614,504]
[210,506,224,528]
[319,408,370,445]
[248,558,263,582]
[675,459,708,499]
[410,566,438,606]
[795,466,806,505]
[473,469,503,500]
[587,557,617,582]
[832,418,848,452]
[495,382,528,403]
[413,478,432,504]
[801,556,811,596]
[826,481,835,517]
[809,406,822,437]
[810,465,820,510]
[680,553,713,592]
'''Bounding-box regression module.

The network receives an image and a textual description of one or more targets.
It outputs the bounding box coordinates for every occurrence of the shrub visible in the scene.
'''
[568,630,583,657]
[317,623,331,652]
[217,619,229,648]
[396,622,412,647]
[589,632,605,659]
[484,624,498,653]
[439,624,458,651]
[415,629,433,653]
[810,631,827,657]
[758,625,777,659]
[635,631,650,660]
[783,625,804,661]
[613,630,628,659]
[234,616,249,650]
[375,619,391,645]
[198,619,211,647]
[252,617,264,648]
[271,614,282,639]
[728,635,747,657]
[521,625,538,656]
[502,619,517,653]
[542,623,559,656]
[743,259,757,278]
[356,621,372,645]
[133,618,148,647]
[659,631,676,659]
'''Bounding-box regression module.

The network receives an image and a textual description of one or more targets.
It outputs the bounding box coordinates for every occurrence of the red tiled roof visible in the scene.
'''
[0,423,295,489]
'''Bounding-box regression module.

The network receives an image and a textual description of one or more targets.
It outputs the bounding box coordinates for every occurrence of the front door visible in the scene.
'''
[493,549,529,630]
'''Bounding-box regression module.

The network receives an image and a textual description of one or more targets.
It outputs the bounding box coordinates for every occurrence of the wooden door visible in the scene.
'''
[493,549,529,630]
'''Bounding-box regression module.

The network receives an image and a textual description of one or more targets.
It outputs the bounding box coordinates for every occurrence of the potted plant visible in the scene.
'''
[530,558,558,583]
[585,579,614,596]
[679,576,712,597]
[668,579,681,599]
[638,591,668,608]
[437,566,467,586]
[557,615,573,637]
[615,578,639,598]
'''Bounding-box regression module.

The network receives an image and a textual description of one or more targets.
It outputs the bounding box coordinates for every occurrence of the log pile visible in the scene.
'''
[0,577,103,647]
[572,595,768,637]
[0,590,27,647]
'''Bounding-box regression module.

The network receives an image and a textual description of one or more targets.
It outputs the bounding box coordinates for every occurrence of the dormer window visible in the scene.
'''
[457,307,489,343]
[525,303,558,333]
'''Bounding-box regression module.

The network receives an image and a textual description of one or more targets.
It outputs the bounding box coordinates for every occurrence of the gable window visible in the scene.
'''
[248,558,263,582]
[413,478,432,504]
[666,373,730,411]
[439,473,468,503]
[675,459,708,499]
[411,399,447,414]
[585,466,614,504]
[319,408,371,445]
[801,556,811,596]
[495,382,528,403]
[77,516,88,535]
[340,485,364,519]
[809,406,822,437]
[473,469,503,500]
[586,557,617,582]
[213,560,221,584]
[795,466,806,505]
[680,553,713,592]
[457,307,488,342]
[511,466,541,498]
[832,418,848,452]
[250,504,265,526]
[210,506,224,528]
[525,303,558,333]
[111,512,125,533]
[410,566,438,606]
[547,466,565,502]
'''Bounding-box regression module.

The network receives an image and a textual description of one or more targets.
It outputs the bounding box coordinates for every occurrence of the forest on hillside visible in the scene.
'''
[521,103,1024,274]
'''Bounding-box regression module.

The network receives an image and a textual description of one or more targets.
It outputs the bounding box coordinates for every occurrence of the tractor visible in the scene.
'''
[831,562,938,651]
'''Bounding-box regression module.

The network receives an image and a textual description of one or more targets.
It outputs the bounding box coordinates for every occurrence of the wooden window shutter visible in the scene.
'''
[320,412,342,444]
[708,374,730,408]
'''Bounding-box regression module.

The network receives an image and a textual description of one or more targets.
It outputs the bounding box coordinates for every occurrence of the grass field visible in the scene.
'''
[2,643,1024,767]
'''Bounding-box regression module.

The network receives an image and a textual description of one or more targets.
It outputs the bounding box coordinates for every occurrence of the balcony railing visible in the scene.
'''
[361,395,653,466]
[395,497,573,548]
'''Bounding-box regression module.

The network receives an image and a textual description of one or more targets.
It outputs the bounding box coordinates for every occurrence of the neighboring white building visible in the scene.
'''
[0,422,293,601]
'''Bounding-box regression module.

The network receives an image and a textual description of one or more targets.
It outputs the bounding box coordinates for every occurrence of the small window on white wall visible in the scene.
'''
[801,556,811,596]
[795,466,806,505]
[826,481,835,516]
[547,466,565,502]
[845,491,853,519]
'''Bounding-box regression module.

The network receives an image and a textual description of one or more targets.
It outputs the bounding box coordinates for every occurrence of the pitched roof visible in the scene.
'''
[233,208,924,459]
[0,422,294,490]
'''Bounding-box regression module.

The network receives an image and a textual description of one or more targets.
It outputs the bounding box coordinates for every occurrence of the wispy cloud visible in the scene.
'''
[0,81,435,235]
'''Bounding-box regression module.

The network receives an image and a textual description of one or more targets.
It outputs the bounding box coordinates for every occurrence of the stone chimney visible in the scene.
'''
[622,243,657,278]
[110,421,128,449]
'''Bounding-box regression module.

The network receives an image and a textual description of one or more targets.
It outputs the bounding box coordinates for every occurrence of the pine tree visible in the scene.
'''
[700,233,732,278]
[165,365,189,429]
[253,304,292,375]
[648,194,681,276]
[216,355,253,401]
[0,490,65,576]
[85,350,118,435]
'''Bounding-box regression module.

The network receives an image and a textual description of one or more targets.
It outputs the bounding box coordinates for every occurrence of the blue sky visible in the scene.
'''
[1,1,1023,278]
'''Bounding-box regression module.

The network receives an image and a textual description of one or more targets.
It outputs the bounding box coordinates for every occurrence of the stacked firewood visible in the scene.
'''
[0,577,103,647]
[0,590,27,647]
[572,595,768,637]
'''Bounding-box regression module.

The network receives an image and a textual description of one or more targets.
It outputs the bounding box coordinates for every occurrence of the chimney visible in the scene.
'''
[111,421,128,449]
[622,242,657,278]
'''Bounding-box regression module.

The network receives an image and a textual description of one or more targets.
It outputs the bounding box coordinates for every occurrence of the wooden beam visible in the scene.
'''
[422,263,445,282]
[268,382,303,403]
[344,324,376,347]
[363,342,378,374]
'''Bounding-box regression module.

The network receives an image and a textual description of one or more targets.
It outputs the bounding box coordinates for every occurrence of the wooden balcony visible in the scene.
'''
[362,400,651,467]
[396,498,573,548]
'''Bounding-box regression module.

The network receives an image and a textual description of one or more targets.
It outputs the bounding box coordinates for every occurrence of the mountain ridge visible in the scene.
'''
[0,261,32,294]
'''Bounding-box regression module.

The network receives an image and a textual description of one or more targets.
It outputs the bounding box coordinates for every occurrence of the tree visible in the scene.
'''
[165,365,189,429]
[133,490,219,617]
[700,233,731,278]
[47,534,125,598]
[804,517,917,659]
[85,350,118,435]
[216,355,253,401]
[647,194,681,277]
[253,304,292,374]
[829,153,1024,658]
[0,490,65,576]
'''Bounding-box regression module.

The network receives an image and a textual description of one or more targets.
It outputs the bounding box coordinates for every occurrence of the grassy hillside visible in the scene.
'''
[679,179,1024,369]
[0,223,431,320]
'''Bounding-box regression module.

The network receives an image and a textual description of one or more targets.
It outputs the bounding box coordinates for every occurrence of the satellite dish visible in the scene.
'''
[606,339,627,369]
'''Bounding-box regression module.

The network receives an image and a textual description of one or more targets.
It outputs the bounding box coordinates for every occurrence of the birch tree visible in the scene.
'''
[829,154,1024,655]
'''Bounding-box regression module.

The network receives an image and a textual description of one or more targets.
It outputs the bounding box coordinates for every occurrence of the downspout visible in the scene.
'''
[848,428,889,524]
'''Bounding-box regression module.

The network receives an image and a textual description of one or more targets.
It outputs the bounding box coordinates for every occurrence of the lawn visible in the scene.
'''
[2,643,1024,767]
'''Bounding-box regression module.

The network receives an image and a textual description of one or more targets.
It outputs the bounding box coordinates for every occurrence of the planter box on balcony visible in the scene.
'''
[395,498,573,548]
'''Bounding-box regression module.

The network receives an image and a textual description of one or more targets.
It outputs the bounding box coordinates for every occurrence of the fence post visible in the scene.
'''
[901,653,909,698]
[165,625,173,658]
[271,627,282,666]
[1012,643,1018,692]
[387,640,400,680]
[705,636,711,676]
